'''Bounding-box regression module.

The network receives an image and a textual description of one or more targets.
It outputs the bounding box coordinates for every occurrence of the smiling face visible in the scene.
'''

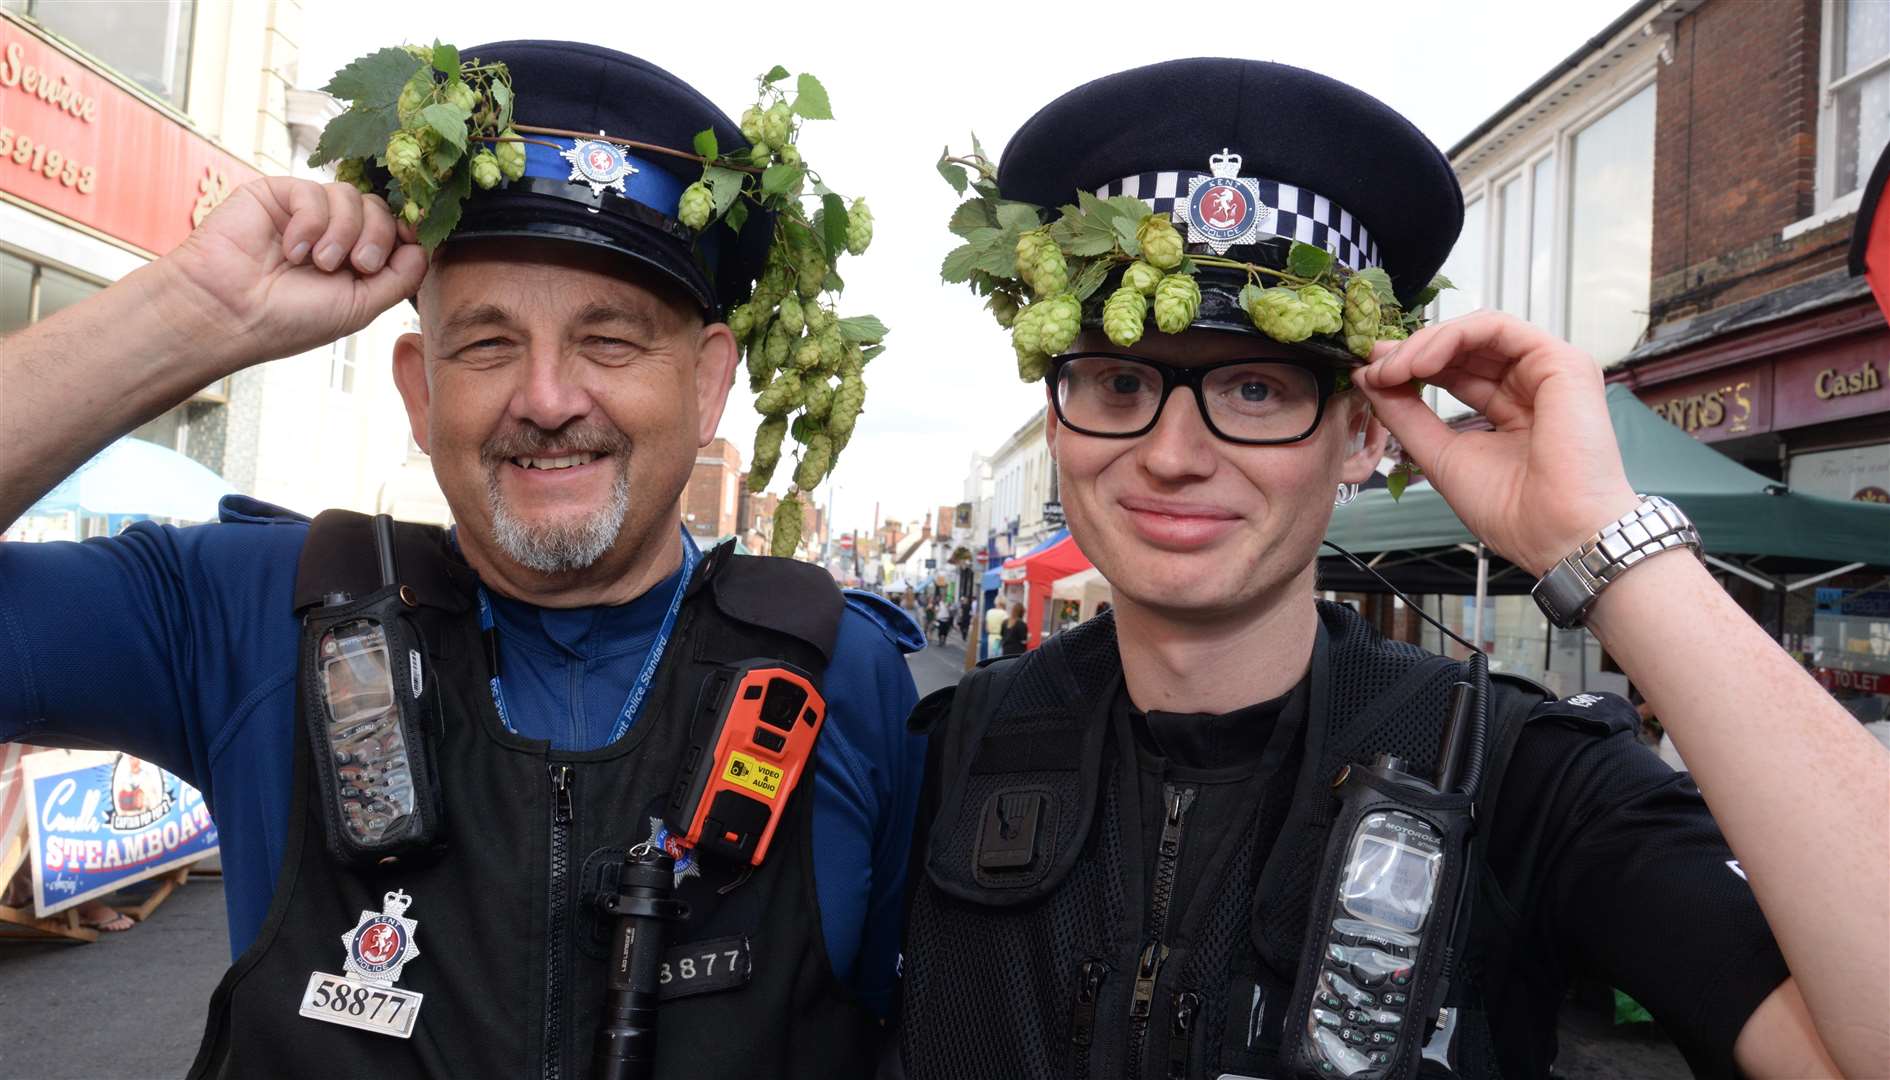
[1048,328,1386,623]
[392,239,740,604]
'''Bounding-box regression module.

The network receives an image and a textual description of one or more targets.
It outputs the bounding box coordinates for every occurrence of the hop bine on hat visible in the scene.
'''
[934,141,1452,381]
[311,48,886,556]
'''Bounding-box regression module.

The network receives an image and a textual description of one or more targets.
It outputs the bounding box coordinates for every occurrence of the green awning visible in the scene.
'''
[1326,384,1890,565]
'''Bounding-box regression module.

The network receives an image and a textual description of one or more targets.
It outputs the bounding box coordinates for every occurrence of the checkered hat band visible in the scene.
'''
[1096,172,1381,271]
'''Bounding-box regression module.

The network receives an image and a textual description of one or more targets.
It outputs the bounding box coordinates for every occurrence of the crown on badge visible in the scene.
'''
[382,889,414,918]
[1208,149,1242,178]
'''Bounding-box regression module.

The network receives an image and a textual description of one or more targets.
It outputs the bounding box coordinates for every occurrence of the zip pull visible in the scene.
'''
[551,764,573,823]
[1070,959,1107,1050]
[1159,785,1196,857]
[1130,940,1168,1019]
[1166,990,1201,1079]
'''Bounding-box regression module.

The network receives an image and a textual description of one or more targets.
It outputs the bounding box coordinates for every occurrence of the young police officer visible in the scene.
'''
[899,60,1887,1079]
[0,42,923,1078]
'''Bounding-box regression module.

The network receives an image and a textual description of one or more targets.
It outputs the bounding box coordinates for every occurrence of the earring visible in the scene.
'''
[1334,482,1360,507]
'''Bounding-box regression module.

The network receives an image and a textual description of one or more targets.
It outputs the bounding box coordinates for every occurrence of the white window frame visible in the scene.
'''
[1801,0,1890,229]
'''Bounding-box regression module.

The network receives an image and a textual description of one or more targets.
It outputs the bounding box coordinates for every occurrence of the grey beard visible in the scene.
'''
[485,464,631,574]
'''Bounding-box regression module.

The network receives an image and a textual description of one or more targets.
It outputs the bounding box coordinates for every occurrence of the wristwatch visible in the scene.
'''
[1532,495,1702,629]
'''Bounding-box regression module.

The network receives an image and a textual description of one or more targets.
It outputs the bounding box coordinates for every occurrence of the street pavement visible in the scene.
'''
[0,638,1688,1079]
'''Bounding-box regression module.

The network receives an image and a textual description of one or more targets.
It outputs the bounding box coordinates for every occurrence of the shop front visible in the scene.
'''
[997,530,1092,652]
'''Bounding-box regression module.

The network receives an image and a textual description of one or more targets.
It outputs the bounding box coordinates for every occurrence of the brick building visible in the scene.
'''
[736,487,826,561]
[683,438,743,543]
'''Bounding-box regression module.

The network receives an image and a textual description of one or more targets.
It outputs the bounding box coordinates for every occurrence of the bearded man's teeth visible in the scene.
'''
[512,452,600,470]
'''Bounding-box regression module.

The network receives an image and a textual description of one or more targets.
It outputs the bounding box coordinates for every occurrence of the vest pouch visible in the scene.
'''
[923,660,1109,907]
[1277,765,1474,1080]
[300,584,447,868]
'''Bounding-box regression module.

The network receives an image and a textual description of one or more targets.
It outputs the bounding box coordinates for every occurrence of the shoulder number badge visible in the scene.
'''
[561,137,638,197]
[298,889,426,1039]
[1174,149,1269,254]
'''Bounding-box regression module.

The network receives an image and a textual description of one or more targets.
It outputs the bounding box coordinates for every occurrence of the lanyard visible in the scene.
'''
[474,525,701,744]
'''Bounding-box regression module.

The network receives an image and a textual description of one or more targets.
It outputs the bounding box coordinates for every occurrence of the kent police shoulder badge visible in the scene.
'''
[1174,149,1269,254]
[298,889,426,1038]
[561,137,638,197]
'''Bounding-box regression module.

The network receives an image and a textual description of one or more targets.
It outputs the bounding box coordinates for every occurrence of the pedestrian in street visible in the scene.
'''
[935,605,954,647]
[0,41,925,1079]
[1000,601,1028,656]
[984,597,1008,658]
[897,58,1885,1079]
[956,598,972,642]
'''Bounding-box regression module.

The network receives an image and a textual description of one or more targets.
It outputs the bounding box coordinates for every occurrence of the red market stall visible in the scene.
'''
[999,532,1093,650]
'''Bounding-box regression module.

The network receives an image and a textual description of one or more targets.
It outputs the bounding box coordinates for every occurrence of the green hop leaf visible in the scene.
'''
[1343,275,1382,360]
[1386,460,1422,501]
[1152,274,1202,334]
[692,128,719,161]
[678,181,714,231]
[1123,260,1164,296]
[1286,241,1335,281]
[845,198,873,256]
[1036,293,1082,356]
[1136,217,1185,271]
[1102,286,1148,347]
[1353,267,1397,308]
[792,73,834,120]
[1246,285,1318,344]
[1298,285,1344,337]
[469,149,502,191]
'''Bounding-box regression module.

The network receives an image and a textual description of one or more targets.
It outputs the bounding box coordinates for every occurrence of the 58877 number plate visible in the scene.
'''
[298,971,423,1038]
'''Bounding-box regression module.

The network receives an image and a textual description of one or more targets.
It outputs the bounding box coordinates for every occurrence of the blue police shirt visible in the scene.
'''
[0,498,925,1016]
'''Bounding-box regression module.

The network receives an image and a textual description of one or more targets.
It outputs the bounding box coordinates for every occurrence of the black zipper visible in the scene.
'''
[543,764,574,1080]
[1128,784,1195,1076]
[1068,959,1108,1079]
[1165,990,1201,1079]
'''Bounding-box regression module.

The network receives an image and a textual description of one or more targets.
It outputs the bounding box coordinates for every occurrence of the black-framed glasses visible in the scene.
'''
[1049,352,1339,445]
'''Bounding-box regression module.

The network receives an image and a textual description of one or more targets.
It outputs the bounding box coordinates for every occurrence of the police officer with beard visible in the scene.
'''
[897,60,1886,1079]
[0,42,924,1078]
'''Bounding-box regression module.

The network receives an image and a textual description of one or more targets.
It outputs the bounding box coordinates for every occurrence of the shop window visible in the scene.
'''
[1565,84,1656,365]
[10,0,194,108]
[0,249,101,326]
[34,263,94,321]
[329,336,357,394]
[1823,0,1890,209]
[0,249,32,335]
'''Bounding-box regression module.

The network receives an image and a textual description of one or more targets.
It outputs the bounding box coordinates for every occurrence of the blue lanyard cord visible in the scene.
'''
[475,526,702,742]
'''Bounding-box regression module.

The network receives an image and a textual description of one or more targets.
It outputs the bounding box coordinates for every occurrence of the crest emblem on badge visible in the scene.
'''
[561,138,638,197]
[342,889,422,985]
[646,816,701,886]
[1174,149,1269,254]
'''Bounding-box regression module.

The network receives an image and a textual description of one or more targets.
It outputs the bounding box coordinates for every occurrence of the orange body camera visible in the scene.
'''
[667,660,826,867]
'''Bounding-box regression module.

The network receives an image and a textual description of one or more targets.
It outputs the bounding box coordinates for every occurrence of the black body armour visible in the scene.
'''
[189,512,877,1079]
[901,603,1556,1080]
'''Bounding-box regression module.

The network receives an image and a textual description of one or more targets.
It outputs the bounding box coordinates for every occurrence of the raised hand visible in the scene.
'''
[156,176,428,370]
[1352,310,1640,576]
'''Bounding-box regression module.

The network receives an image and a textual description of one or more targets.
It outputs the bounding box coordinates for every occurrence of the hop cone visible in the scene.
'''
[803,377,835,420]
[335,158,373,194]
[1136,217,1185,271]
[830,374,866,439]
[1036,293,1082,356]
[727,303,756,340]
[741,105,764,144]
[987,292,1020,329]
[446,81,479,114]
[755,371,802,416]
[1343,276,1382,360]
[400,200,424,227]
[794,433,833,490]
[817,325,844,374]
[791,333,823,372]
[679,182,714,230]
[748,142,772,165]
[1377,322,1409,342]
[772,494,803,557]
[764,321,791,370]
[1122,260,1164,296]
[396,79,428,125]
[1152,274,1202,334]
[749,415,787,489]
[1011,303,1050,381]
[796,248,826,299]
[1102,287,1148,347]
[777,295,805,335]
[837,344,865,380]
[1246,286,1317,343]
[747,338,776,392]
[778,144,802,168]
[762,102,792,148]
[753,266,788,312]
[385,131,425,188]
[496,131,526,181]
[470,150,503,191]
[804,304,831,337]
[845,198,874,256]
[1299,285,1344,337]
[1014,232,1067,297]
[425,148,457,183]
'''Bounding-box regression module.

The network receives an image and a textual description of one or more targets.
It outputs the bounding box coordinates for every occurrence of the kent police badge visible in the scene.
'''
[1175,149,1268,254]
[562,137,639,197]
[298,888,426,1038]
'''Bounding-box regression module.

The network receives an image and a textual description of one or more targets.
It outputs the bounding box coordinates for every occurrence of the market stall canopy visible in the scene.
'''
[1322,384,1890,592]
[985,528,1070,592]
[27,437,236,523]
[1002,531,1095,649]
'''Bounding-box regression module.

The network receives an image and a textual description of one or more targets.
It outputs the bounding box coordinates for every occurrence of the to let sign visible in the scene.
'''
[0,14,259,256]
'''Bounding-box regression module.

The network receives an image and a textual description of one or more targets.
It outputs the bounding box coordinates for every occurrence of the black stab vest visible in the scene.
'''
[900,602,1558,1080]
[189,512,878,1079]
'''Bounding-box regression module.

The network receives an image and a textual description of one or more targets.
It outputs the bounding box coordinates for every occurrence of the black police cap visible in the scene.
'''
[999,58,1461,342]
[449,40,767,315]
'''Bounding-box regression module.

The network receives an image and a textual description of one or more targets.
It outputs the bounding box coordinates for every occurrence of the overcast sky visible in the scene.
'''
[303,0,1635,538]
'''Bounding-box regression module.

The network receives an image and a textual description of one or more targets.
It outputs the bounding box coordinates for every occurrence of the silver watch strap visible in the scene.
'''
[1532,495,1702,629]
